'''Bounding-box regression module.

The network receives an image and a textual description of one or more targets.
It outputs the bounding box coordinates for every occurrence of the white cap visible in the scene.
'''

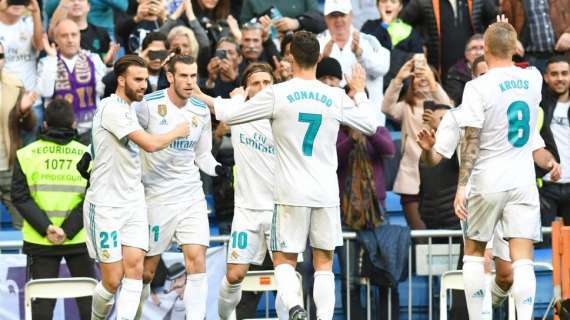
[323,0,352,15]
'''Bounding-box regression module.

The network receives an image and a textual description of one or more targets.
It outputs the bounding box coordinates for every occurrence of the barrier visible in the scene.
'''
[0,227,553,319]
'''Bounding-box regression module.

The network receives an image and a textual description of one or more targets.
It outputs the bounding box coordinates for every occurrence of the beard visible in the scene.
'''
[125,83,144,102]
[173,80,192,100]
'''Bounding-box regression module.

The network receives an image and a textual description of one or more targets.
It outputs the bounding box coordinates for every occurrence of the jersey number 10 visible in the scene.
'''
[507,101,530,148]
[298,113,322,156]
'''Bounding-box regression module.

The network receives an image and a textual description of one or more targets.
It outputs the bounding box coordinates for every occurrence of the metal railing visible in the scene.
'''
[0,227,553,319]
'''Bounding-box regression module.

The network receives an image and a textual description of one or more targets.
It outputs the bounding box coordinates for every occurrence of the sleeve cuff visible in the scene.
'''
[354,92,368,105]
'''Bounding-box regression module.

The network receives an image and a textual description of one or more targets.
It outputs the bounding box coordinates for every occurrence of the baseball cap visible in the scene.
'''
[323,0,352,16]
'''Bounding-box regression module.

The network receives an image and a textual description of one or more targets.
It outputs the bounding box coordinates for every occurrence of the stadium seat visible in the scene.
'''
[241,270,303,320]
[24,277,97,320]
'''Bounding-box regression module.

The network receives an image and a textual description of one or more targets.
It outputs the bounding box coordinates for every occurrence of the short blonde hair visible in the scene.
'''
[167,26,199,60]
[483,22,517,59]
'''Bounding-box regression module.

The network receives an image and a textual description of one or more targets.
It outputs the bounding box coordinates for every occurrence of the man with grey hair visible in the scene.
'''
[317,0,390,125]
[37,19,107,143]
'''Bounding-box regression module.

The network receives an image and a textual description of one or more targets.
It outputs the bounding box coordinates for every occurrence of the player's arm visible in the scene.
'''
[340,64,379,135]
[212,86,275,125]
[128,124,189,153]
[458,127,481,186]
[417,128,444,167]
[194,116,221,177]
[531,130,561,181]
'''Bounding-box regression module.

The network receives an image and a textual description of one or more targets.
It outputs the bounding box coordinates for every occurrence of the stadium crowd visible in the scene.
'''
[0,0,569,319]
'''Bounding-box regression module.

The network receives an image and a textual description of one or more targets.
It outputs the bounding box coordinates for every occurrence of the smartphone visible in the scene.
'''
[423,100,436,111]
[7,0,30,6]
[148,50,168,61]
[215,49,227,60]
[414,53,426,70]
[269,6,283,21]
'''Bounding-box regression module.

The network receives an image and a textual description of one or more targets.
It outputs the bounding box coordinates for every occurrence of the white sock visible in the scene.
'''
[463,255,486,320]
[134,283,150,320]
[274,264,302,311]
[511,259,535,320]
[117,278,143,320]
[481,274,493,320]
[92,281,115,320]
[184,273,208,320]
[491,278,509,307]
[313,271,335,320]
[275,292,289,320]
[218,276,242,320]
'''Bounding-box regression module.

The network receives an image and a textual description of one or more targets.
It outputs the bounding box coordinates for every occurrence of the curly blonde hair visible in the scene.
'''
[167,26,199,60]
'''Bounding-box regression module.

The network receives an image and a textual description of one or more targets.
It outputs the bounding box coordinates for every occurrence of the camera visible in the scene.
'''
[215,49,227,60]
[148,50,168,61]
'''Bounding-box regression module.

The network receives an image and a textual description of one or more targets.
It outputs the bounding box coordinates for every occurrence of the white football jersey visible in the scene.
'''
[136,89,219,205]
[231,119,275,211]
[214,77,378,207]
[457,66,545,193]
[86,94,145,207]
[433,107,464,159]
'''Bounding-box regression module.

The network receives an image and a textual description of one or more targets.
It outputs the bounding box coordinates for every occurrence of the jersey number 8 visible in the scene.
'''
[298,113,322,156]
[507,101,530,148]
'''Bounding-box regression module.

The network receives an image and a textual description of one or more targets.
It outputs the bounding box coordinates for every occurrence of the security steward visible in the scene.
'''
[12,98,95,320]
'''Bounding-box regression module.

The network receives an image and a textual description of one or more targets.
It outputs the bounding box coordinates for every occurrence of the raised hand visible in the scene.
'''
[351,31,363,57]
[345,63,366,93]
[20,91,38,113]
[322,39,334,59]
[42,33,57,56]
[416,128,436,151]
[103,42,120,65]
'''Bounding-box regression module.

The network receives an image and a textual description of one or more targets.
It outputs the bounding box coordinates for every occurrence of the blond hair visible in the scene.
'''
[167,26,199,61]
[483,22,517,59]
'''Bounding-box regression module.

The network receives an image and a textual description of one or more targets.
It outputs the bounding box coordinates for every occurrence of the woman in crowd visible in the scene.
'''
[382,57,452,233]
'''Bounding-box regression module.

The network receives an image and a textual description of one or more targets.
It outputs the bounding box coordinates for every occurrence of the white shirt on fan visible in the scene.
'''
[456,66,545,194]
[214,77,379,208]
[0,16,37,92]
[135,89,219,205]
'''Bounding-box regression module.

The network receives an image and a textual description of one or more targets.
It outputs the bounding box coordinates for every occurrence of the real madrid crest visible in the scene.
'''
[158,104,168,117]
[192,116,199,128]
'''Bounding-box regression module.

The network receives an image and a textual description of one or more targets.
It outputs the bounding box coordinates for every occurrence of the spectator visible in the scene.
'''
[361,0,424,90]
[444,33,484,105]
[417,103,460,230]
[87,0,128,37]
[201,36,241,98]
[400,0,496,78]
[12,98,95,319]
[159,0,211,70]
[118,0,166,53]
[101,32,163,97]
[502,0,570,73]
[540,56,570,225]
[318,0,390,125]
[382,58,452,231]
[0,0,43,141]
[47,0,119,65]
[472,55,488,77]
[317,56,343,88]
[37,20,107,144]
[167,25,199,59]
[237,22,279,73]
[351,0,378,30]
[239,0,325,34]
[0,42,37,230]
[192,0,231,45]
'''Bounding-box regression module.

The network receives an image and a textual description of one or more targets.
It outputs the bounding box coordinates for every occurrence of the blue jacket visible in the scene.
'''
[357,224,411,287]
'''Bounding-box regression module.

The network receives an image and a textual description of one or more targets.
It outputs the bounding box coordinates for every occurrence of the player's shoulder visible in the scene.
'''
[143,89,167,103]
[185,96,210,116]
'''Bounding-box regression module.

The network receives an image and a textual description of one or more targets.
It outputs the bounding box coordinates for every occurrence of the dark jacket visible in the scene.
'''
[538,86,567,176]
[357,224,411,287]
[444,58,472,105]
[361,19,424,90]
[12,127,87,256]
[400,0,497,70]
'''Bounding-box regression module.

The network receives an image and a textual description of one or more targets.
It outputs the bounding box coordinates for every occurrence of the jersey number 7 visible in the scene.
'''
[298,113,322,156]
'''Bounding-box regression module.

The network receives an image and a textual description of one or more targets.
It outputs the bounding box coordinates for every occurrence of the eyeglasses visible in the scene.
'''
[467,45,484,52]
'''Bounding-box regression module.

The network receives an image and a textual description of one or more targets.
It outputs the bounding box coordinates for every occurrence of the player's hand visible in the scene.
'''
[275,17,299,32]
[555,33,570,52]
[416,128,436,151]
[548,160,562,182]
[453,185,468,221]
[483,249,493,273]
[230,86,249,99]
[346,63,366,93]
[322,39,334,59]
[351,31,363,58]
[174,120,190,138]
